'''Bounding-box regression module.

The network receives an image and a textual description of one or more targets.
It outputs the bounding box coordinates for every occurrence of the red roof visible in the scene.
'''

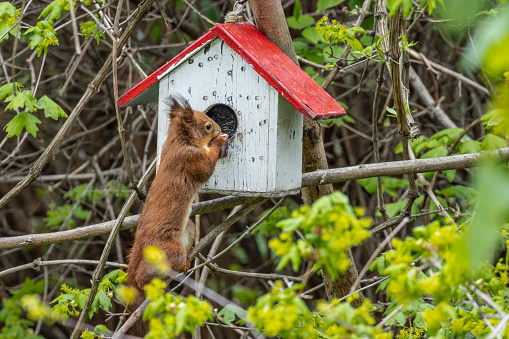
[118,22,345,120]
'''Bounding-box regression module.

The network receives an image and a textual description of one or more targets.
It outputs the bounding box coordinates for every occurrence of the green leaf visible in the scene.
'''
[39,0,65,21]
[96,289,111,312]
[0,3,20,42]
[385,106,398,117]
[346,38,363,51]
[293,0,301,20]
[358,177,377,194]
[386,311,406,326]
[377,278,390,292]
[457,140,481,154]
[443,169,456,183]
[427,0,445,15]
[369,255,386,273]
[293,40,309,55]
[467,166,509,271]
[11,278,44,300]
[80,21,105,45]
[4,111,41,137]
[0,82,22,100]
[287,15,314,30]
[420,146,447,159]
[348,26,367,35]
[483,109,509,136]
[0,2,18,17]
[414,311,427,329]
[276,217,303,233]
[316,0,343,12]
[143,298,164,321]
[302,27,324,44]
[93,325,110,335]
[35,95,68,120]
[218,304,247,324]
[303,48,324,64]
[175,305,188,334]
[74,205,91,221]
[5,90,37,112]
[480,133,506,151]
[438,185,478,205]
[24,21,59,56]
[385,199,408,218]
[429,128,464,144]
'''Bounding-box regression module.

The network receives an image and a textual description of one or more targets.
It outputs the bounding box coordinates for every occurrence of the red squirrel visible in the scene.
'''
[126,95,228,332]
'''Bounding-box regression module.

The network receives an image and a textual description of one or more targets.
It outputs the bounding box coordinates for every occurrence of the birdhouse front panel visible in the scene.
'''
[157,37,303,197]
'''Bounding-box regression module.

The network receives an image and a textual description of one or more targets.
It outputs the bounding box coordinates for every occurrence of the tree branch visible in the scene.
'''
[3,147,509,251]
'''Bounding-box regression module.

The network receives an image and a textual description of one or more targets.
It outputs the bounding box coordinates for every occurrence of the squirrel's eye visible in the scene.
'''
[205,123,212,131]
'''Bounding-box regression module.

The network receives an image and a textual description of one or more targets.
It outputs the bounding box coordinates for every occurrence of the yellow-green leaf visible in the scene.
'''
[36,95,68,120]
[4,111,41,137]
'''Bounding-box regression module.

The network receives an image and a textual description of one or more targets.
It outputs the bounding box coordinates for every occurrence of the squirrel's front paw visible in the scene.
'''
[218,134,229,157]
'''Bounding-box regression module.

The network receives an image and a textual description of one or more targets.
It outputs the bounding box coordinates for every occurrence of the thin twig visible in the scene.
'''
[111,0,146,201]
[350,217,410,292]
[0,258,127,278]
[409,49,489,95]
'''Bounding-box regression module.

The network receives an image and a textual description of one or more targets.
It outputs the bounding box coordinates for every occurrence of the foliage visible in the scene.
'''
[0,0,109,138]
[248,281,391,339]
[80,21,105,45]
[44,181,129,228]
[24,21,59,57]
[0,278,50,339]
[80,325,110,339]
[0,2,20,42]
[386,0,445,17]
[51,269,126,322]
[266,192,371,280]
[143,279,214,339]
[0,82,68,138]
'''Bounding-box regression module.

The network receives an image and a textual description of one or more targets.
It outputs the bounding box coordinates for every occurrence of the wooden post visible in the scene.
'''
[249,0,363,305]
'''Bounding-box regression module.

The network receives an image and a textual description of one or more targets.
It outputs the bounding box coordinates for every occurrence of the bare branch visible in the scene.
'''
[3,147,509,251]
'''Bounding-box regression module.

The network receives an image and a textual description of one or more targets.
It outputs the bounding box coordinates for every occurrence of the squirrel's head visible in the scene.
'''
[167,95,222,146]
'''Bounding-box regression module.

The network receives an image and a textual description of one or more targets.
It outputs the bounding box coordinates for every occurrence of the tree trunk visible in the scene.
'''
[249,0,363,306]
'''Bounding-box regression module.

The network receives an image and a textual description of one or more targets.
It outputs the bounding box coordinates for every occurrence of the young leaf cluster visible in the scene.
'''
[0,278,52,339]
[142,278,214,339]
[0,82,68,138]
[387,0,445,17]
[0,2,20,42]
[51,269,126,323]
[247,281,391,339]
[44,181,129,228]
[266,192,371,280]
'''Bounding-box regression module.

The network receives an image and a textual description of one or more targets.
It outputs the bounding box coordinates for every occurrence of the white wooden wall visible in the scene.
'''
[158,38,303,197]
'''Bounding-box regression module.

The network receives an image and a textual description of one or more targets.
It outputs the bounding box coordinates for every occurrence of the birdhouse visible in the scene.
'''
[118,22,345,197]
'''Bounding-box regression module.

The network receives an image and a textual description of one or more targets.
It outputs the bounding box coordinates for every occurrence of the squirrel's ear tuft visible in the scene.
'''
[167,94,194,124]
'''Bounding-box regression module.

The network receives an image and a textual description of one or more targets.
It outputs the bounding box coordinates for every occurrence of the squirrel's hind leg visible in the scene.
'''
[164,241,190,273]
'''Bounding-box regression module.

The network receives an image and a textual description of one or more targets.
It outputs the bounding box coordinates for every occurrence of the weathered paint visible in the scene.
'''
[117,30,216,108]
[158,39,302,197]
[119,22,346,120]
